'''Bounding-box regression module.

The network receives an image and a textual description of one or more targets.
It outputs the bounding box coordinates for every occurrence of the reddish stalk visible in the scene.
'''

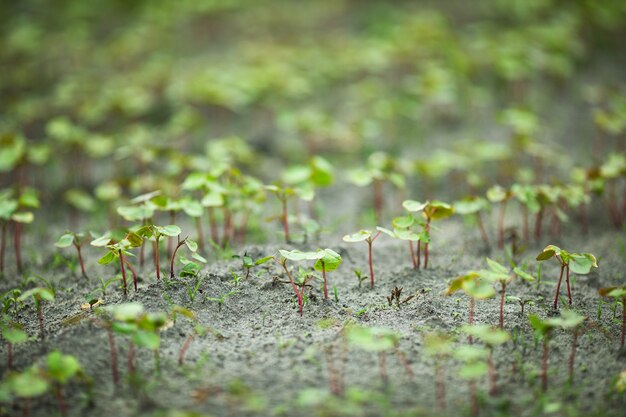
[107,327,119,386]
[368,231,381,288]
[75,243,87,278]
[568,329,578,384]
[497,202,507,249]
[499,282,506,329]
[409,241,417,269]
[277,259,304,316]
[281,198,290,243]
[565,264,572,306]
[222,207,233,248]
[321,261,328,300]
[167,210,175,258]
[179,334,194,365]
[54,385,67,417]
[553,263,565,309]
[207,207,219,245]
[417,241,421,269]
[488,349,497,396]
[534,208,544,242]
[139,239,145,269]
[170,237,187,278]
[424,221,431,269]
[435,360,445,410]
[154,237,161,280]
[541,338,549,392]
[477,212,491,248]
[468,297,475,345]
[393,347,414,379]
[23,398,30,417]
[14,221,23,274]
[469,380,479,417]
[119,250,128,296]
[378,351,388,385]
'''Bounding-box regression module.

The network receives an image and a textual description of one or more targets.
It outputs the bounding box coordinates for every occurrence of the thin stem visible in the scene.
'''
[393,346,413,379]
[107,327,119,386]
[281,198,290,243]
[468,297,475,345]
[522,206,529,242]
[277,259,302,316]
[568,329,578,384]
[322,262,328,299]
[497,202,507,249]
[195,216,205,253]
[435,359,445,410]
[119,250,128,296]
[424,220,430,269]
[54,385,67,417]
[469,380,479,417]
[75,243,87,278]
[409,240,417,270]
[179,334,194,366]
[621,296,625,348]
[154,236,160,280]
[14,221,23,274]
[170,237,187,278]
[541,337,549,392]
[167,211,175,258]
[373,180,383,224]
[368,240,375,288]
[565,264,572,306]
[499,282,506,329]
[378,351,388,385]
[488,349,497,396]
[477,211,490,248]
[417,240,421,269]
[553,264,565,309]
[534,208,544,242]
[222,206,232,248]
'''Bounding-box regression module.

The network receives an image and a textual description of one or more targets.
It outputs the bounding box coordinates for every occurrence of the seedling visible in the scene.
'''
[477,258,534,328]
[342,229,383,288]
[598,286,626,347]
[45,350,84,417]
[169,236,201,278]
[506,295,534,317]
[136,224,182,280]
[313,248,342,300]
[402,200,454,268]
[423,332,454,410]
[1,316,28,369]
[379,220,422,269]
[54,231,89,278]
[445,272,496,344]
[265,184,296,243]
[204,289,238,312]
[462,324,511,396]
[117,191,159,267]
[345,325,410,385]
[454,196,491,248]
[454,344,490,416]
[536,245,598,309]
[528,314,558,392]
[93,231,144,295]
[18,287,54,339]
[353,269,368,288]
[511,184,539,242]
[233,252,273,279]
[386,287,415,308]
[486,185,513,249]
[273,250,321,316]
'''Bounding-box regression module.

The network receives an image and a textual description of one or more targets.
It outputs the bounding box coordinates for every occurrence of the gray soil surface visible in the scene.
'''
[2,210,626,417]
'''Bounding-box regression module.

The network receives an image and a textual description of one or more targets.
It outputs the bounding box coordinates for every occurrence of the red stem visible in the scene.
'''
[179,334,194,366]
[154,236,160,280]
[123,257,138,292]
[75,243,87,278]
[409,241,417,270]
[167,211,175,258]
[553,263,565,309]
[378,351,388,385]
[477,212,490,248]
[54,385,67,417]
[535,208,544,242]
[322,262,328,299]
[373,180,383,224]
[282,198,290,243]
[368,241,375,288]
[170,238,186,278]
[469,379,479,417]
[119,250,128,296]
[195,217,205,253]
[278,259,303,315]
[107,327,119,386]
[497,202,507,249]
[14,221,22,274]
[417,241,421,269]
[522,206,529,242]
[222,206,232,248]
[565,264,572,306]
[424,220,430,269]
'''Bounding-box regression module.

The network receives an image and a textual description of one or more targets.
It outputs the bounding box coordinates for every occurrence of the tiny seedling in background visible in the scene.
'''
[1,317,28,369]
[342,229,383,288]
[536,245,598,309]
[402,200,454,268]
[353,269,368,288]
[136,224,182,280]
[169,236,201,279]
[18,287,54,340]
[454,196,491,249]
[454,344,489,416]
[93,231,144,295]
[445,272,496,344]
[55,231,89,278]
[486,185,513,250]
[233,252,273,279]
[274,250,322,316]
[462,324,511,396]
[598,286,626,347]
[423,332,454,410]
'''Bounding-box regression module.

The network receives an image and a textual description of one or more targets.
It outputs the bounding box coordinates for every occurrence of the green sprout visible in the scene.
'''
[169,236,201,279]
[54,231,90,278]
[18,287,54,340]
[233,252,273,279]
[598,286,626,347]
[454,196,491,249]
[265,184,298,243]
[445,272,496,344]
[378,218,422,269]
[273,250,320,316]
[313,248,343,300]
[453,344,490,416]
[45,350,85,417]
[477,258,534,328]
[92,231,144,296]
[461,324,511,396]
[536,245,598,309]
[402,200,454,268]
[136,224,182,280]
[1,316,28,369]
[486,185,513,249]
[204,289,238,313]
[4,364,50,417]
[342,229,383,288]
[423,332,454,410]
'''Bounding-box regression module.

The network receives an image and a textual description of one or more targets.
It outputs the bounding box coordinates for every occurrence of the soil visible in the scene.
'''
[2,206,625,417]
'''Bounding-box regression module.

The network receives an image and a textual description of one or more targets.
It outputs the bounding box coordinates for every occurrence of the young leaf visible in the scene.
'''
[314,249,342,272]
[55,233,75,248]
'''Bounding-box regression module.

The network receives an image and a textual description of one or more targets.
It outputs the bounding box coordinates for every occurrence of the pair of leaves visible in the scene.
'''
[536,245,598,274]
[279,248,342,272]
